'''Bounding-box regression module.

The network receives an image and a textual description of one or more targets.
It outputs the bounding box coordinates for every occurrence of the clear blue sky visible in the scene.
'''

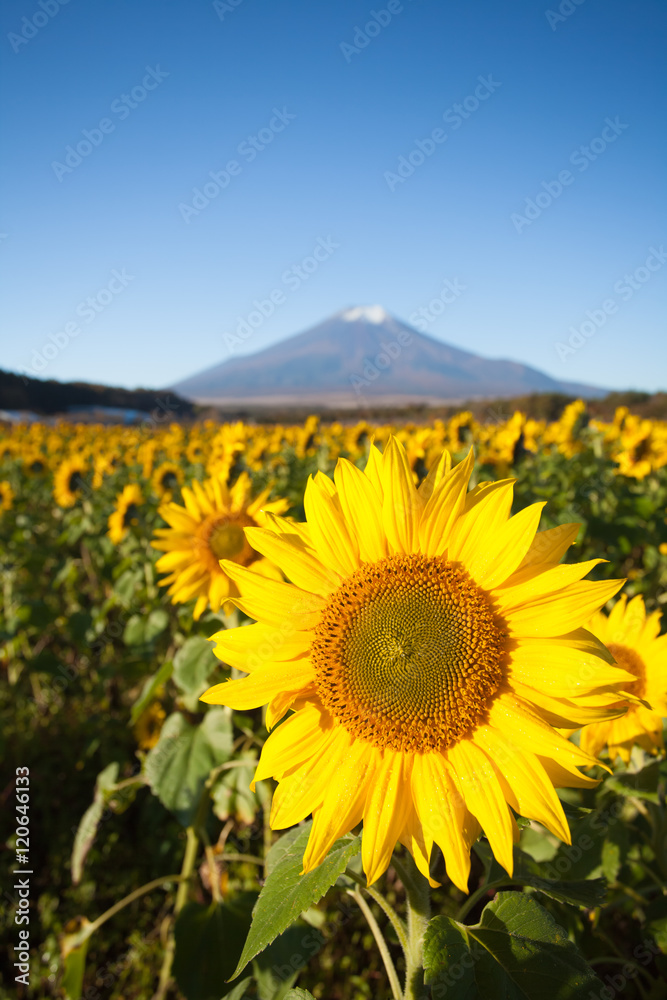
[1,0,665,392]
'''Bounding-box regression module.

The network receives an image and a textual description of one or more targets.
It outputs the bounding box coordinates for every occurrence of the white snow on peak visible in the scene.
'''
[341,305,390,325]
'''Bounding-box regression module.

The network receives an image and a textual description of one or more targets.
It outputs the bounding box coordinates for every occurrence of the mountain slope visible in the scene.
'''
[174,306,605,405]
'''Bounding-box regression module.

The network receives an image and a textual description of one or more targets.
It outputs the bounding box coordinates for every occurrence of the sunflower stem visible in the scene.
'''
[344,867,409,954]
[393,855,430,1000]
[348,889,403,1000]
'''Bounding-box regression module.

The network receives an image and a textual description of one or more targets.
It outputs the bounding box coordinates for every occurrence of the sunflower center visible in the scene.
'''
[607,643,646,699]
[198,512,256,570]
[123,503,139,527]
[161,471,178,490]
[68,472,82,494]
[311,554,507,753]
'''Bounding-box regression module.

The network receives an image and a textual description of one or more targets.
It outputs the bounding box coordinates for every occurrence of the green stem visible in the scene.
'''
[81,873,188,941]
[456,876,501,923]
[393,855,430,1000]
[155,797,208,1000]
[344,867,408,954]
[348,889,403,1000]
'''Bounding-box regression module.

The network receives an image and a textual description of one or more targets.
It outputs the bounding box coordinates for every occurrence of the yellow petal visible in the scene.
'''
[304,475,360,576]
[253,704,334,784]
[221,561,325,629]
[201,658,315,709]
[334,457,387,562]
[270,726,354,828]
[244,526,340,596]
[467,502,546,589]
[362,750,413,885]
[302,740,374,872]
[472,726,570,843]
[382,437,422,555]
[507,579,625,637]
[516,522,580,571]
[210,622,312,671]
[446,740,514,878]
[418,449,474,556]
[413,753,476,893]
[446,480,515,566]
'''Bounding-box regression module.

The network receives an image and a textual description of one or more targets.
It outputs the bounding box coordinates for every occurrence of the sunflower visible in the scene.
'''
[0,481,14,511]
[202,440,632,890]
[53,457,88,507]
[151,461,184,500]
[22,449,48,475]
[134,701,166,750]
[107,484,144,544]
[152,471,289,620]
[580,595,667,764]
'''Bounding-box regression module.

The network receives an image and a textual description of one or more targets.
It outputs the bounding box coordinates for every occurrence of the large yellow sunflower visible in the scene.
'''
[107,484,143,544]
[580,595,667,764]
[202,440,633,890]
[53,456,88,507]
[152,471,289,620]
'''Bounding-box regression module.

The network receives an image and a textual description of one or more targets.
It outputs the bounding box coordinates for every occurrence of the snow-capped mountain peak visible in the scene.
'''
[341,305,389,324]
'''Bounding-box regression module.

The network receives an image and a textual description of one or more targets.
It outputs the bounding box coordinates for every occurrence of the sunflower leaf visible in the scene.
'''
[130,659,173,724]
[144,708,233,825]
[173,896,256,1000]
[172,635,220,709]
[70,762,119,885]
[473,842,607,908]
[123,608,169,646]
[232,823,360,979]
[424,892,601,999]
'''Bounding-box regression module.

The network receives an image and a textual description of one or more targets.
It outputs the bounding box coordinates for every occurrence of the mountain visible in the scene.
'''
[173,306,606,407]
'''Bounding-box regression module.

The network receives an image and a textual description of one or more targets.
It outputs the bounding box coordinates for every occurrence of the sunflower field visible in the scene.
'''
[2,400,667,1000]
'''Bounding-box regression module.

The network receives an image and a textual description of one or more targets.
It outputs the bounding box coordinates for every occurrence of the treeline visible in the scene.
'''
[0,369,195,421]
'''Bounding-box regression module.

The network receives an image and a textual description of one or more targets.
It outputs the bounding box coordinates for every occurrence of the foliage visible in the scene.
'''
[1,405,666,999]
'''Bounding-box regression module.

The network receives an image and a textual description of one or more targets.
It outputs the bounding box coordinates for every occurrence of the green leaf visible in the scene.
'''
[61,920,92,1000]
[424,892,601,999]
[144,708,233,825]
[211,750,262,826]
[173,896,256,1000]
[606,760,662,803]
[173,635,219,709]
[224,978,253,1000]
[645,896,667,953]
[71,762,119,885]
[283,992,317,1000]
[130,659,173,724]
[123,608,169,646]
[113,567,143,605]
[253,924,322,1000]
[474,842,607,908]
[232,823,361,979]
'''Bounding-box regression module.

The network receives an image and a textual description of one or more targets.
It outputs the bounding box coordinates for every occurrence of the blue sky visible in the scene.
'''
[1,0,665,392]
